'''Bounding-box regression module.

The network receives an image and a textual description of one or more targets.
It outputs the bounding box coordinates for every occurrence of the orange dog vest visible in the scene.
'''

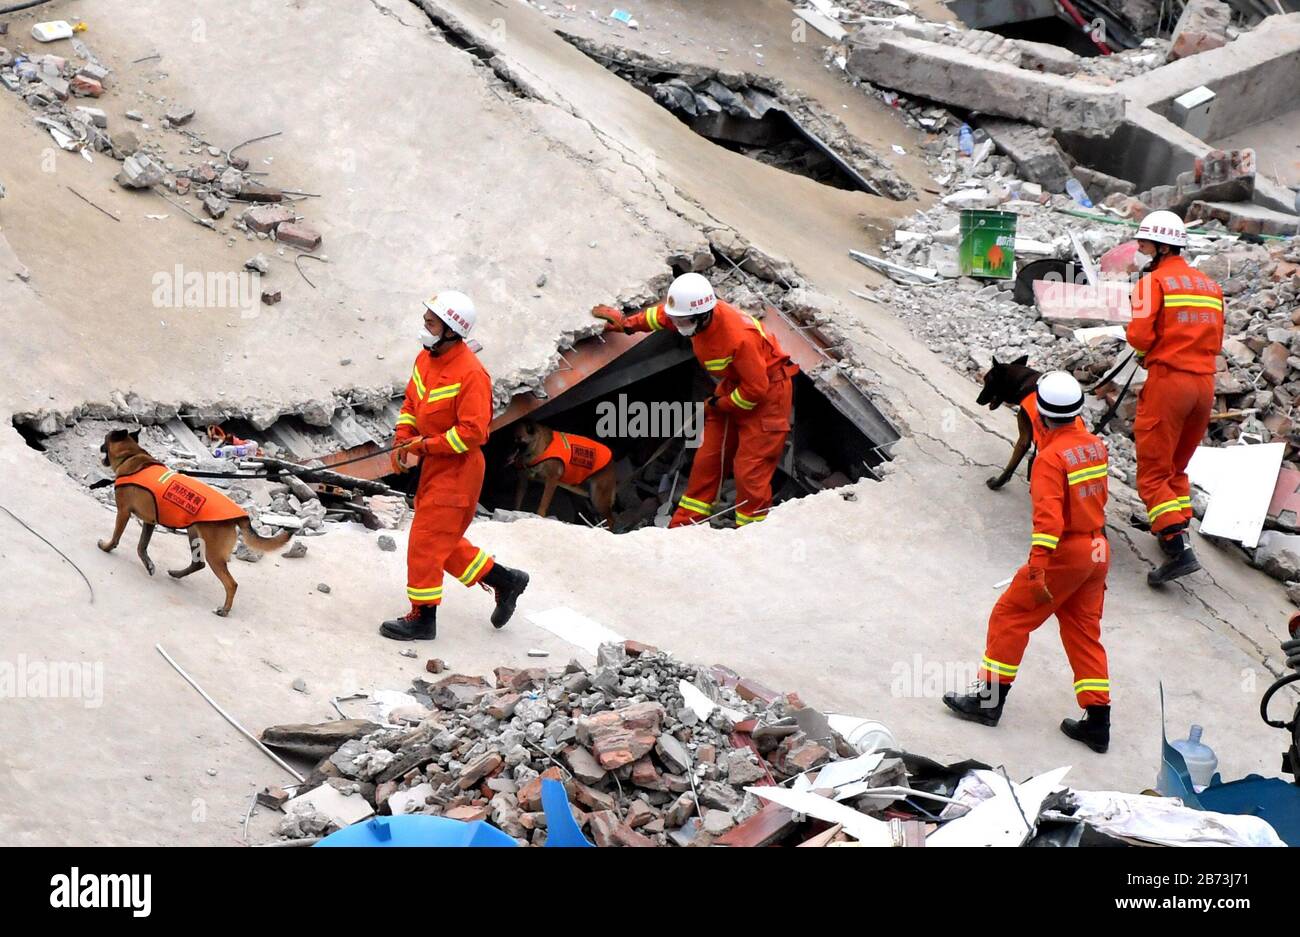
[529,432,613,486]
[115,464,248,530]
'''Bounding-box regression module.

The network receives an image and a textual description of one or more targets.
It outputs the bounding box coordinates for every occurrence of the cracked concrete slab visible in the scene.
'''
[0,0,1296,844]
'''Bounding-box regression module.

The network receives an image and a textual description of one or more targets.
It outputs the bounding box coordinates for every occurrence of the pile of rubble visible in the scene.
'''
[0,31,321,253]
[254,641,1285,847]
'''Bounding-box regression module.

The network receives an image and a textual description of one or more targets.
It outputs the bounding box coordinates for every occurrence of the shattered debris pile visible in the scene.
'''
[0,31,321,249]
[258,641,1286,848]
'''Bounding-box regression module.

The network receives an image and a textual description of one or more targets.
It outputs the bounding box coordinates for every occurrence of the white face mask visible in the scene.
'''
[419,326,438,347]
[1133,251,1154,272]
[675,318,699,337]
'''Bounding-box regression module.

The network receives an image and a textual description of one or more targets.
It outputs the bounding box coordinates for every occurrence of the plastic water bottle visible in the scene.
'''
[213,442,258,459]
[1065,177,1094,208]
[958,123,974,157]
[1172,725,1218,792]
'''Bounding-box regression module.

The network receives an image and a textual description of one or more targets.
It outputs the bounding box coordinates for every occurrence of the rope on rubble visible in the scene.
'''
[0,503,94,604]
[178,442,406,481]
[1088,351,1138,435]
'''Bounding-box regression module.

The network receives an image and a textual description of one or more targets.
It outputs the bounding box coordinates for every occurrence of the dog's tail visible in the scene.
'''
[236,518,293,553]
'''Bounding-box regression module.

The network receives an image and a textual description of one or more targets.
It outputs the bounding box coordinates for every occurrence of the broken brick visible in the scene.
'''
[70,75,104,97]
[443,804,490,823]
[241,204,296,234]
[517,766,564,812]
[276,222,322,250]
[626,800,659,829]
[572,781,616,813]
[630,756,668,791]
[624,640,658,657]
[485,692,521,720]
[456,753,502,790]
[425,658,447,674]
[562,745,607,785]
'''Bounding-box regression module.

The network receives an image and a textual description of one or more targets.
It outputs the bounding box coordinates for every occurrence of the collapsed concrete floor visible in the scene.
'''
[0,0,1296,845]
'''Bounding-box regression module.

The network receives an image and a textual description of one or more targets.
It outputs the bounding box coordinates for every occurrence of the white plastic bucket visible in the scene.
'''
[826,715,897,755]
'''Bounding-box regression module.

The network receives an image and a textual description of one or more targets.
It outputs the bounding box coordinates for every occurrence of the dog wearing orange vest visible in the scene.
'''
[509,422,617,530]
[97,429,292,616]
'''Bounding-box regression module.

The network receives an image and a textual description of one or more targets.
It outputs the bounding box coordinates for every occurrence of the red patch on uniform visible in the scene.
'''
[163,480,208,516]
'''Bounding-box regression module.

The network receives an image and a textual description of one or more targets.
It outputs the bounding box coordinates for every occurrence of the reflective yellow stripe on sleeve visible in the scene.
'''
[396,413,417,428]
[704,356,734,372]
[445,427,469,454]
[1030,533,1060,549]
[729,388,757,410]
[646,306,664,331]
[410,365,427,399]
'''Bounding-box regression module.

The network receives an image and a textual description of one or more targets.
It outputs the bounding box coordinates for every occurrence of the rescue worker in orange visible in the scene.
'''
[380,290,530,641]
[1126,211,1225,585]
[944,372,1113,753]
[592,273,799,528]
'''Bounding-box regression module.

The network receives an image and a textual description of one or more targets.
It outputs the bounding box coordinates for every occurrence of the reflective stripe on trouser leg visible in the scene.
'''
[669,409,734,528]
[451,544,494,586]
[407,503,479,606]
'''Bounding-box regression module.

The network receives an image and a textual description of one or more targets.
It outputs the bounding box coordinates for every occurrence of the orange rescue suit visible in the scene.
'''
[1126,254,1225,535]
[115,464,248,529]
[979,421,1112,708]
[394,341,495,606]
[530,431,613,486]
[623,300,799,527]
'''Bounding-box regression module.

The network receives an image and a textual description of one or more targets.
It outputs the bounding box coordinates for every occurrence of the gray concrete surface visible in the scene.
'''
[0,0,1296,845]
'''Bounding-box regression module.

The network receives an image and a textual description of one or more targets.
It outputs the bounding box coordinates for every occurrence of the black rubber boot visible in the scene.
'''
[1147,528,1200,586]
[942,681,1011,727]
[1060,704,1110,753]
[379,604,437,641]
[482,564,529,629]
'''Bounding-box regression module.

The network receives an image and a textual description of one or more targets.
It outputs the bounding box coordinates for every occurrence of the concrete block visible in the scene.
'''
[1170,0,1232,62]
[1014,39,1080,75]
[74,105,107,128]
[976,117,1072,192]
[164,104,195,126]
[116,153,164,189]
[846,31,1125,135]
[1187,200,1299,237]
[1073,165,1136,202]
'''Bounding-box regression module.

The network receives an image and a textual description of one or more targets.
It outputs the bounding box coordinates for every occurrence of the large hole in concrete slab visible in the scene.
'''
[481,328,890,530]
[986,17,1106,56]
[562,37,910,199]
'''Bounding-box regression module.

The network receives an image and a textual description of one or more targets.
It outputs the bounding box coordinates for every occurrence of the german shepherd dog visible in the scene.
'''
[508,422,618,530]
[977,355,1042,491]
[98,429,291,615]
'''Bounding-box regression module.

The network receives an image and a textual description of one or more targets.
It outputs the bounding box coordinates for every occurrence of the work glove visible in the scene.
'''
[391,437,424,473]
[591,304,627,333]
[1026,567,1053,607]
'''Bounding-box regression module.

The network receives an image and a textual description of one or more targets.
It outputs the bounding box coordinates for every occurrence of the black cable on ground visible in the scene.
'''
[0,503,94,604]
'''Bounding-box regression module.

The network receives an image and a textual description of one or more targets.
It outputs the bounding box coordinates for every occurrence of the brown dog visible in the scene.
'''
[976,355,1042,491]
[510,422,618,529]
[98,429,291,616]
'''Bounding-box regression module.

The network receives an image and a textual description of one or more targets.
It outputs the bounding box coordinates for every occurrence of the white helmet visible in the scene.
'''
[1036,371,1084,420]
[1135,210,1187,248]
[423,290,477,339]
[665,272,717,319]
